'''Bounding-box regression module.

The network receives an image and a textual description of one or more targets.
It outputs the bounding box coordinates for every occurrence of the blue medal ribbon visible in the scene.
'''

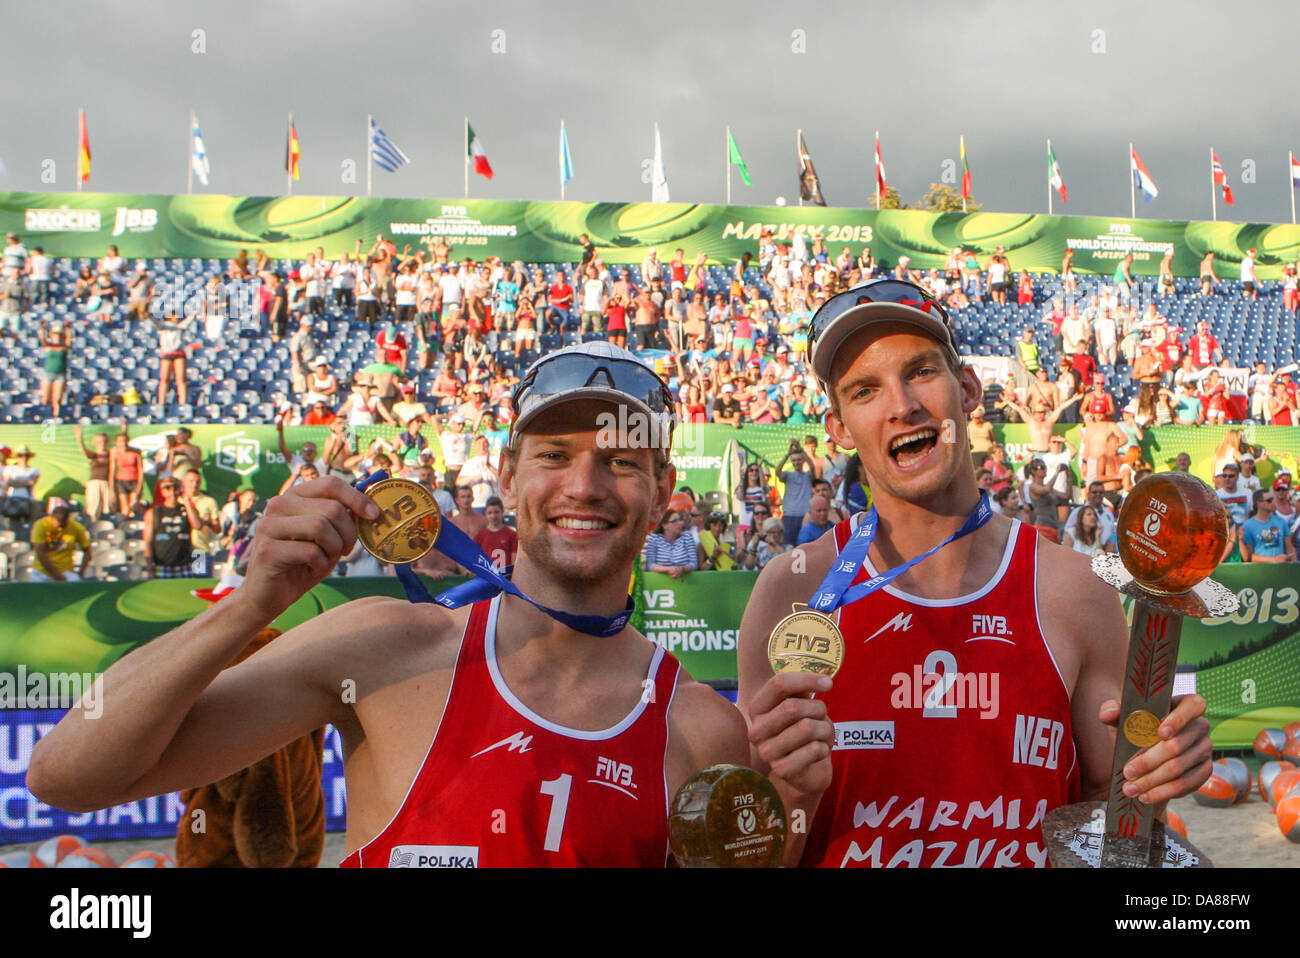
[808,491,994,614]
[356,470,634,638]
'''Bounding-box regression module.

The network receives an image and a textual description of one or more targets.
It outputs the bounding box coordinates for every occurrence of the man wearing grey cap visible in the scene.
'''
[30,341,747,867]
[737,278,1213,867]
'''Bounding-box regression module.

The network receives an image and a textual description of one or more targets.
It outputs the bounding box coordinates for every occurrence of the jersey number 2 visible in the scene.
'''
[538,774,572,852]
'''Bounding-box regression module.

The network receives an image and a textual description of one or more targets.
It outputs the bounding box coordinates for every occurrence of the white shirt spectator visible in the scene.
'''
[332,260,356,290]
[438,272,464,306]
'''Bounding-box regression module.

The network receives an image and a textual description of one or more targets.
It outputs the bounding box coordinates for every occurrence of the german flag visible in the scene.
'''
[286,114,301,180]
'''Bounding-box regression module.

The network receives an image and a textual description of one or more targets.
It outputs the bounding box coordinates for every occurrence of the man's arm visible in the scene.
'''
[1042,546,1211,807]
[27,479,383,813]
[737,541,837,866]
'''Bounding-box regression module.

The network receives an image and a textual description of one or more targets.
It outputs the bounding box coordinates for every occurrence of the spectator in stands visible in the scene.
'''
[744,516,790,570]
[1201,368,1229,425]
[73,425,112,521]
[92,268,117,323]
[473,496,517,570]
[390,383,430,427]
[392,417,428,468]
[29,502,92,583]
[143,477,198,579]
[1283,264,1299,315]
[543,268,574,332]
[1113,252,1136,302]
[1241,249,1258,301]
[276,422,319,485]
[1186,321,1223,369]
[1199,251,1218,296]
[108,432,144,516]
[775,439,814,545]
[450,484,487,539]
[178,467,221,577]
[1021,458,1066,542]
[986,247,1010,305]
[1118,446,1151,496]
[1216,462,1251,527]
[1015,328,1040,381]
[994,485,1021,518]
[278,461,319,495]
[641,509,696,578]
[1241,488,1293,563]
[169,428,202,476]
[73,266,95,304]
[1237,453,1262,493]
[2,445,40,522]
[127,264,153,323]
[1016,270,1034,307]
[1081,374,1116,422]
[289,317,320,395]
[303,356,338,402]
[222,488,261,568]
[319,420,353,479]
[795,494,833,546]
[37,320,71,418]
[1065,481,1117,544]
[1061,505,1112,558]
[631,285,660,351]
[149,309,197,406]
[697,512,736,571]
[266,271,290,342]
[0,266,25,338]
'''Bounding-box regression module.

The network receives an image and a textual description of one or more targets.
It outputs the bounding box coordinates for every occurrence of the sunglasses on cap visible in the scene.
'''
[806,279,957,377]
[510,350,675,449]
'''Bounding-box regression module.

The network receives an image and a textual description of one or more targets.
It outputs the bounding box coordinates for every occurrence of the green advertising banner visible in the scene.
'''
[3,566,1298,747]
[4,191,1300,278]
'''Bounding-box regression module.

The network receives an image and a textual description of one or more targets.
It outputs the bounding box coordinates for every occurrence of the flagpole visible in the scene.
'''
[797,129,803,207]
[1047,139,1052,216]
[1291,153,1297,226]
[726,126,732,206]
[560,119,567,201]
[188,111,194,195]
[464,116,469,199]
[367,115,373,198]
[287,112,293,197]
[875,130,880,210]
[1210,147,1217,222]
[1130,143,1135,219]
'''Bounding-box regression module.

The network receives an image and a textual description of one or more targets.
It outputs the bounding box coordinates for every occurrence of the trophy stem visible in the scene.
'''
[1100,594,1184,868]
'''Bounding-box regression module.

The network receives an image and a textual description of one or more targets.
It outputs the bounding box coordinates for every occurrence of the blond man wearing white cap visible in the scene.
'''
[30,342,747,867]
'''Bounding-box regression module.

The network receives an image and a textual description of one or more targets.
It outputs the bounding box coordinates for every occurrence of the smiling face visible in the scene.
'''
[501,399,674,589]
[824,324,981,511]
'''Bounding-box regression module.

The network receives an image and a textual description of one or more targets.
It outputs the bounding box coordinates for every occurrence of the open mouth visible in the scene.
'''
[889,428,938,468]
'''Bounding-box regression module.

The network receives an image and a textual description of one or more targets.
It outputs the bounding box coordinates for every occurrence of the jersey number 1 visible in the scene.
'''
[538,773,572,853]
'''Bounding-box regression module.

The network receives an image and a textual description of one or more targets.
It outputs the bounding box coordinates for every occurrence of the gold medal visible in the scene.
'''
[1122,709,1161,748]
[355,478,443,564]
[767,603,844,677]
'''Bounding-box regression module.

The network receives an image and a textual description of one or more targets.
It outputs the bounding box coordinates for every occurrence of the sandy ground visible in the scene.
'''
[3,789,1296,869]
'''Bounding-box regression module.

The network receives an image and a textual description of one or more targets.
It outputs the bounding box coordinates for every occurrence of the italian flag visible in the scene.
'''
[1047,140,1067,202]
[467,121,493,179]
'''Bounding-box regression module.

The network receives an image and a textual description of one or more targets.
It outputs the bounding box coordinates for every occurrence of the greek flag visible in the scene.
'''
[370,118,410,173]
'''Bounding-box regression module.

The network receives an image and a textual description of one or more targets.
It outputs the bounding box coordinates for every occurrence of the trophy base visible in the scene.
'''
[1041,802,1212,868]
[1091,553,1238,619]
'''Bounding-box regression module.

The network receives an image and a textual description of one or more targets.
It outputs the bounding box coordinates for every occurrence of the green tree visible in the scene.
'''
[878,186,907,210]
[920,183,982,213]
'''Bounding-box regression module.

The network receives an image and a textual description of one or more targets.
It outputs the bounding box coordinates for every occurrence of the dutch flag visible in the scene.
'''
[1131,147,1158,203]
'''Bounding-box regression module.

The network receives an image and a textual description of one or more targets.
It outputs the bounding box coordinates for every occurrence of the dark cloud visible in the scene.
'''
[1,0,1295,225]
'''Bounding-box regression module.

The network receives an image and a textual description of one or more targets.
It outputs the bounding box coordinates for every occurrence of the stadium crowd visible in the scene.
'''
[3,225,1300,582]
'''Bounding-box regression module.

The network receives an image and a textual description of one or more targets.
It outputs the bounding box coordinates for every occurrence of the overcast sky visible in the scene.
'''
[2,0,1297,225]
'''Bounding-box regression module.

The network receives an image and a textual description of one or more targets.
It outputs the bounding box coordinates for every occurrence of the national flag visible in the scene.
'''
[1131,147,1158,202]
[874,132,887,196]
[797,130,826,206]
[191,115,210,186]
[78,109,91,183]
[467,121,493,179]
[959,135,971,199]
[651,123,670,203]
[727,127,752,186]
[369,117,410,174]
[285,118,301,180]
[1211,150,1234,205]
[1291,151,1300,188]
[559,121,574,188]
[1047,141,1067,202]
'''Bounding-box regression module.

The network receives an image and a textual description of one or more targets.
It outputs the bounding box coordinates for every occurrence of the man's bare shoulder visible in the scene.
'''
[250,594,467,675]
[752,529,842,615]
[1033,538,1126,664]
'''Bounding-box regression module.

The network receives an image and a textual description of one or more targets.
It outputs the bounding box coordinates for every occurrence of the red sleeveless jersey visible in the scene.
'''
[341,595,680,868]
[804,518,1079,868]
